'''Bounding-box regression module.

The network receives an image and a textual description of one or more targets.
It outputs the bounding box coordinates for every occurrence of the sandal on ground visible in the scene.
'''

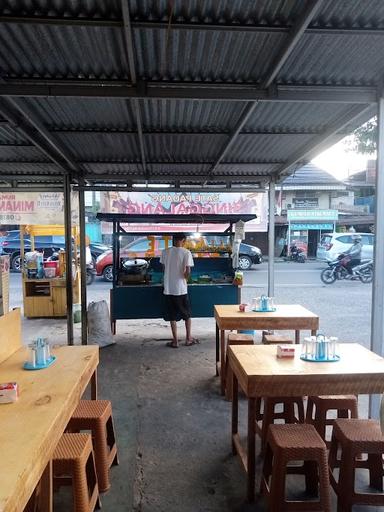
[166,341,179,348]
[185,338,200,346]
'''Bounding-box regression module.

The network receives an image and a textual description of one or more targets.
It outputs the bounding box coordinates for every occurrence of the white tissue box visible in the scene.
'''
[0,382,18,403]
[277,345,295,358]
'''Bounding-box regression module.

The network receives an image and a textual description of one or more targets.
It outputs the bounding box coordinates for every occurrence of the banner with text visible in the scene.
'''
[0,192,79,225]
[101,191,267,233]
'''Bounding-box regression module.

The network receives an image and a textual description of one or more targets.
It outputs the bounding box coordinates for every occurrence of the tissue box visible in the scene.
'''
[277,345,295,358]
[0,382,18,403]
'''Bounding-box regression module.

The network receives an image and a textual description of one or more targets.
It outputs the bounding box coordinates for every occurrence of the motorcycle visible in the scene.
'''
[47,249,96,285]
[320,254,373,284]
[287,244,306,263]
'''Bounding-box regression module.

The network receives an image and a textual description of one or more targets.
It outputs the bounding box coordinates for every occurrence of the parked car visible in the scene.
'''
[0,230,110,271]
[96,237,263,281]
[316,232,374,262]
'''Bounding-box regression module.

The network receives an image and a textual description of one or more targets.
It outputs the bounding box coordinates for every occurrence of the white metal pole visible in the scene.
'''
[268,179,275,296]
[370,96,384,418]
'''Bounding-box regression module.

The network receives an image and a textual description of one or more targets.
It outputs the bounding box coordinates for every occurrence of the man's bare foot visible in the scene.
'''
[166,341,179,348]
[185,338,199,346]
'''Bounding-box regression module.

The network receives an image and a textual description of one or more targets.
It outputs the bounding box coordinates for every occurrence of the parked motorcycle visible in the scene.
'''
[287,244,306,263]
[47,249,96,285]
[320,254,373,284]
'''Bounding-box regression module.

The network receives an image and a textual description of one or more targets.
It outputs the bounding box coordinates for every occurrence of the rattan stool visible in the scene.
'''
[256,396,305,454]
[225,333,253,400]
[67,400,119,493]
[329,418,384,512]
[261,423,331,511]
[262,330,294,344]
[306,395,358,447]
[53,433,100,512]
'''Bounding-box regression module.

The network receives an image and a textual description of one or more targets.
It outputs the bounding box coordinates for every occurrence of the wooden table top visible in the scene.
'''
[0,345,99,512]
[228,343,384,397]
[214,304,319,330]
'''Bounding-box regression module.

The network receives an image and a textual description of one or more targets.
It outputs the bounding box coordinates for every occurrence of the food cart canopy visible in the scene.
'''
[96,213,256,225]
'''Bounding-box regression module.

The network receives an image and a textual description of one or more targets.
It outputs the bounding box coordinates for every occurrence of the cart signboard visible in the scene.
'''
[101,191,267,233]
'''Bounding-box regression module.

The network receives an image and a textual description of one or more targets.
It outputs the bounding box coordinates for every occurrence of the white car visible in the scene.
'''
[316,232,374,262]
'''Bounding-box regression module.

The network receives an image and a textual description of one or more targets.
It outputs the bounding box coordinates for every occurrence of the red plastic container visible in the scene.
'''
[43,261,58,277]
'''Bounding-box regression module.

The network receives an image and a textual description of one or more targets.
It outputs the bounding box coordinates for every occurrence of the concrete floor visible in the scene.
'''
[18,280,384,511]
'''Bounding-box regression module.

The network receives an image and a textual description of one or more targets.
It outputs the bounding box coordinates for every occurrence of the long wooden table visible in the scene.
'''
[228,343,384,503]
[214,304,319,394]
[0,344,99,512]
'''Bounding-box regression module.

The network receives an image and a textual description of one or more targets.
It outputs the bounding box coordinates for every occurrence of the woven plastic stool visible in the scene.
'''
[306,395,358,447]
[225,333,253,400]
[256,396,305,454]
[262,330,294,344]
[261,423,331,511]
[67,400,119,493]
[53,433,100,512]
[329,418,384,512]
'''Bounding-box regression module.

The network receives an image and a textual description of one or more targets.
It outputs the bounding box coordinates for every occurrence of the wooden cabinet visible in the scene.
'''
[23,274,80,318]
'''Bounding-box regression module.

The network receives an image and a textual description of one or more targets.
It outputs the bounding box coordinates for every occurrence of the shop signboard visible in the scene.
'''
[287,209,338,221]
[292,198,319,208]
[0,192,79,225]
[290,223,334,231]
[100,191,267,233]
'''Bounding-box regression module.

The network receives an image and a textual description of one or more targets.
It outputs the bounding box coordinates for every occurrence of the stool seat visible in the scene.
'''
[262,424,331,511]
[329,418,384,512]
[262,331,293,344]
[225,334,253,400]
[228,333,254,344]
[68,400,118,493]
[256,396,305,454]
[268,423,325,451]
[306,395,358,447]
[53,433,100,512]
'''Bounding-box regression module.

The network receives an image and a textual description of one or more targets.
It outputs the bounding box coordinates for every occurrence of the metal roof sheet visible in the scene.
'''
[0,23,129,80]
[0,0,381,188]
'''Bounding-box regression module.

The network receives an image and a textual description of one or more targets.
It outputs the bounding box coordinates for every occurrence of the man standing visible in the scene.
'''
[160,234,198,348]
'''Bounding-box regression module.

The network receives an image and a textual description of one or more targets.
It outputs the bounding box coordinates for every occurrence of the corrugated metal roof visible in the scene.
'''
[0,0,382,187]
[25,98,136,130]
[55,132,139,161]
[141,99,241,131]
[244,102,349,132]
[0,23,129,80]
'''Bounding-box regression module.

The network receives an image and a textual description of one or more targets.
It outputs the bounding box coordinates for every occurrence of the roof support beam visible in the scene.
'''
[0,99,70,173]
[260,0,325,89]
[0,81,377,104]
[2,15,384,37]
[49,128,321,136]
[274,103,375,179]
[121,0,148,180]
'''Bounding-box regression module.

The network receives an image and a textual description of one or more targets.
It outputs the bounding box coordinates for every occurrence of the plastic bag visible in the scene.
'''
[87,300,115,347]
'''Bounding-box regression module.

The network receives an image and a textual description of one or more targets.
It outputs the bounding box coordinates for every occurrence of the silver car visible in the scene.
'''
[317,232,374,262]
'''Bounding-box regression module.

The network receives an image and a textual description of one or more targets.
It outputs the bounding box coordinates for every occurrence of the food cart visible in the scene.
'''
[20,225,80,318]
[96,213,256,333]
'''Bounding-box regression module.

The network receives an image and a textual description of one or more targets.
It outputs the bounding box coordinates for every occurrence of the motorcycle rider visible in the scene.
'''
[343,235,362,276]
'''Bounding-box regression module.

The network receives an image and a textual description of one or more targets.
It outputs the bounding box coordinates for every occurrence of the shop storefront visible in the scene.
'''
[287,209,338,257]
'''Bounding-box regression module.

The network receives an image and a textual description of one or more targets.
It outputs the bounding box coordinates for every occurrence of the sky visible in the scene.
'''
[312,137,373,180]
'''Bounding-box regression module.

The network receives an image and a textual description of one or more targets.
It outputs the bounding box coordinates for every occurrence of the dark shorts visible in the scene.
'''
[163,294,192,322]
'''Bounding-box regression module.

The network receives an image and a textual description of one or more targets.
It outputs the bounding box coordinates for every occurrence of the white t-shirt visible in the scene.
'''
[160,246,194,296]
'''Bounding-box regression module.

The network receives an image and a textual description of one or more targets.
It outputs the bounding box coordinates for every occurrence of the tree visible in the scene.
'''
[346,117,377,155]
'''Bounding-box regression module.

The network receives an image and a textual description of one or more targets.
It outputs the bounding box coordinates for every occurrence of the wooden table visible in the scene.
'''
[228,343,384,503]
[0,344,99,512]
[214,304,319,394]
